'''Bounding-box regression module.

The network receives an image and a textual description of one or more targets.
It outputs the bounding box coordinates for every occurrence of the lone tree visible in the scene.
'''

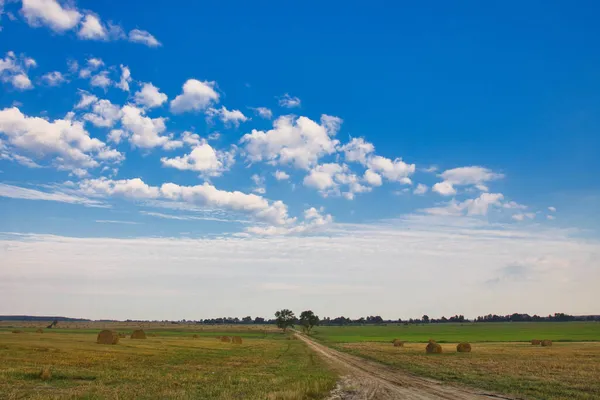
[299,310,320,334]
[274,309,296,332]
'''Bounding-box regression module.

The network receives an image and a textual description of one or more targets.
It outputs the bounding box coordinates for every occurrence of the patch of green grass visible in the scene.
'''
[313,322,600,343]
[0,330,337,399]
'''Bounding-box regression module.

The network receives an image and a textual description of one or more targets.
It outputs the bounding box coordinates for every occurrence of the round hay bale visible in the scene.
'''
[457,342,471,352]
[12,330,23,334]
[192,334,199,338]
[531,339,541,345]
[426,342,442,354]
[97,330,119,345]
[220,336,231,343]
[130,329,147,339]
[39,367,52,381]
[36,328,44,334]
[232,336,243,344]
[541,340,553,347]
[392,339,404,347]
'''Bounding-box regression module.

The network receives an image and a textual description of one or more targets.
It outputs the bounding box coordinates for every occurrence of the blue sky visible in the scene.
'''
[0,1,598,320]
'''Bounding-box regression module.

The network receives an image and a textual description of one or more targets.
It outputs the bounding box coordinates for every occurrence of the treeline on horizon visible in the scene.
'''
[2,312,599,324]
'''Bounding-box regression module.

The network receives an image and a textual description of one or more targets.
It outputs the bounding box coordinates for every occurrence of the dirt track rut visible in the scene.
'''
[295,333,516,400]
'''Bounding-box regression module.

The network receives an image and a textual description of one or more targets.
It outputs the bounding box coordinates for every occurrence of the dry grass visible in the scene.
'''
[0,329,336,399]
[97,330,119,345]
[425,342,442,353]
[130,329,146,339]
[338,341,600,399]
[456,342,471,352]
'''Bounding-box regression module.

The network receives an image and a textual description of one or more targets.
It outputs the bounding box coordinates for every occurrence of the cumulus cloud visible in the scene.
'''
[433,166,504,195]
[512,213,536,221]
[0,106,121,172]
[0,51,35,90]
[206,106,248,127]
[304,163,371,200]
[160,142,235,177]
[90,70,112,89]
[274,170,289,181]
[247,207,332,235]
[134,82,168,109]
[548,206,556,212]
[21,0,82,32]
[250,107,273,119]
[278,93,301,108]
[363,169,382,187]
[77,177,295,227]
[424,193,505,217]
[251,174,266,194]
[240,114,340,170]
[128,29,161,47]
[83,99,122,128]
[432,181,456,196]
[120,105,173,149]
[366,155,414,184]
[413,183,428,195]
[115,65,131,92]
[74,90,98,109]
[341,137,375,164]
[170,79,219,114]
[41,71,67,86]
[77,14,106,40]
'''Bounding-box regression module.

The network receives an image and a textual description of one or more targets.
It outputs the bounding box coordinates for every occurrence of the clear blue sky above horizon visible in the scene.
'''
[0,1,598,320]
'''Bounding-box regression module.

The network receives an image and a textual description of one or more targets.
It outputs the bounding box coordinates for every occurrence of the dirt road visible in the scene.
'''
[295,333,515,400]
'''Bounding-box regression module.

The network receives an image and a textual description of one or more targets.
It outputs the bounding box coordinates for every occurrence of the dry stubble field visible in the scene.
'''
[0,323,337,400]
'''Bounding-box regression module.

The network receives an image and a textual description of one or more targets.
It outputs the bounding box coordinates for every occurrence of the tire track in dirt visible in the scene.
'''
[295,333,517,400]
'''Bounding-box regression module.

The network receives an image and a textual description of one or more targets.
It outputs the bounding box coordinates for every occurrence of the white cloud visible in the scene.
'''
[0,183,103,206]
[303,163,371,200]
[320,114,343,135]
[207,106,248,127]
[90,70,112,89]
[78,57,103,79]
[366,155,415,184]
[77,14,106,40]
[432,181,456,196]
[74,90,98,109]
[241,115,339,170]
[21,0,82,32]
[107,129,125,144]
[11,73,32,89]
[128,29,161,47]
[433,166,504,195]
[548,206,556,212]
[251,107,273,119]
[247,207,332,235]
[134,82,167,109]
[41,71,67,86]
[278,93,301,108]
[0,106,121,172]
[424,193,504,217]
[512,213,535,221]
[0,51,34,90]
[115,65,131,92]
[120,105,172,149]
[341,137,375,164]
[160,142,234,176]
[413,183,428,195]
[274,170,290,181]
[363,169,382,187]
[170,79,219,114]
[441,166,504,186]
[77,177,295,226]
[503,201,527,210]
[251,174,266,194]
[83,99,122,128]
[1,218,597,319]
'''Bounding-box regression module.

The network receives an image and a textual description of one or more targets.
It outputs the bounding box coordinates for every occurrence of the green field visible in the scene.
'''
[313,321,600,343]
[0,328,336,400]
